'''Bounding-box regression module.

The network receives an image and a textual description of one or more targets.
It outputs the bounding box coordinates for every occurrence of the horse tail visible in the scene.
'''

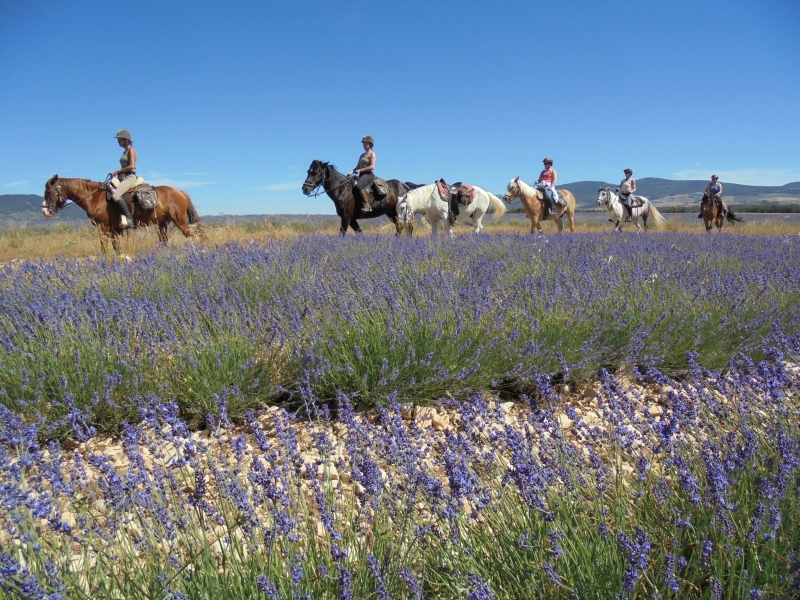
[726,210,743,224]
[184,192,200,224]
[648,203,667,230]
[487,192,507,219]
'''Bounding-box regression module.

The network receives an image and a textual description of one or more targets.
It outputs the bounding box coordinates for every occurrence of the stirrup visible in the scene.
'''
[120,216,133,229]
[362,203,372,212]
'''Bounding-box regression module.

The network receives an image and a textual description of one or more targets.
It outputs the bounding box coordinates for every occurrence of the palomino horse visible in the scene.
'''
[699,193,743,232]
[301,160,417,235]
[42,175,201,252]
[397,182,506,236]
[596,187,666,232]
[502,177,576,233]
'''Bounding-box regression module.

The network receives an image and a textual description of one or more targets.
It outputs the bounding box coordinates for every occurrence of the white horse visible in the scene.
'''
[397,183,506,236]
[596,187,666,232]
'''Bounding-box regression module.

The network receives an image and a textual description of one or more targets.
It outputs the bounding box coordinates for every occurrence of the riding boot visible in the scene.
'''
[355,187,371,212]
[698,211,703,219]
[545,194,556,217]
[115,198,133,229]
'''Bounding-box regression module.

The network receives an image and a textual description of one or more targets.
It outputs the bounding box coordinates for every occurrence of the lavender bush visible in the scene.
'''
[0,332,798,597]
[1,233,798,434]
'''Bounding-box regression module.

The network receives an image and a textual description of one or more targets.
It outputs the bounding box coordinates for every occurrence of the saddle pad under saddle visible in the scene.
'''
[629,195,644,208]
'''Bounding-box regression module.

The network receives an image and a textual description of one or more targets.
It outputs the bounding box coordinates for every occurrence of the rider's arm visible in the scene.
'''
[551,169,558,187]
[717,182,723,196]
[631,178,636,192]
[356,152,376,174]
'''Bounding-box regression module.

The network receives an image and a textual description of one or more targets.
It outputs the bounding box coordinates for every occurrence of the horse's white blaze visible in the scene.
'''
[397,183,505,235]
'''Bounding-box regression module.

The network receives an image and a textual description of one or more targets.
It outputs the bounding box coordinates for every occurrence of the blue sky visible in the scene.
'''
[1,0,798,215]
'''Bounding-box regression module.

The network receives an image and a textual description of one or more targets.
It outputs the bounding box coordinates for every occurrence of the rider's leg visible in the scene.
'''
[354,174,374,212]
[544,187,556,216]
[621,194,632,222]
[111,175,136,229]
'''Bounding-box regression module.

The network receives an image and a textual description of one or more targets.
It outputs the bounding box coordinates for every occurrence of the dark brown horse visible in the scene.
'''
[301,160,418,235]
[700,193,743,232]
[42,175,202,252]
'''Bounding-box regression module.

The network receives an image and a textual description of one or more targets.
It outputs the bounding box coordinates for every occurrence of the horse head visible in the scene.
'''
[302,160,328,196]
[42,174,66,217]
[396,192,415,228]
[503,177,521,203]
[596,187,612,207]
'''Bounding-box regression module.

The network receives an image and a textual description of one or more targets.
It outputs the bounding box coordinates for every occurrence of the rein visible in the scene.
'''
[52,181,105,212]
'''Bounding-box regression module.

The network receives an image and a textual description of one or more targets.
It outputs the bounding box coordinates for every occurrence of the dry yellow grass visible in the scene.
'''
[0,214,797,263]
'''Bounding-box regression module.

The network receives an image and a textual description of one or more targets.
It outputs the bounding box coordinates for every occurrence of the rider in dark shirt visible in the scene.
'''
[347,136,376,212]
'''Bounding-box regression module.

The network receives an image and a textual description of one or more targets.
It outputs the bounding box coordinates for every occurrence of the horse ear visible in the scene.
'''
[515,176,520,182]
[51,174,59,183]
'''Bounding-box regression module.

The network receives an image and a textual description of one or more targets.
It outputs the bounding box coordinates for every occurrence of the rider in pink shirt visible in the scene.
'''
[535,157,558,216]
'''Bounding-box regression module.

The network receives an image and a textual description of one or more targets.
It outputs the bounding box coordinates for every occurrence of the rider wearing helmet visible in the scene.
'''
[347,135,376,212]
[110,129,136,229]
[699,174,724,218]
[618,168,636,222]
[535,157,559,216]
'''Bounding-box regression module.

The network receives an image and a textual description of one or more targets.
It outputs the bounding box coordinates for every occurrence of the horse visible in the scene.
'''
[397,182,506,236]
[502,177,576,233]
[301,160,417,235]
[699,192,743,232]
[596,187,666,232]
[42,175,202,252]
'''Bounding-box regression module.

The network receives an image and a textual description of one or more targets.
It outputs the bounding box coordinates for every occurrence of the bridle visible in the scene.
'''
[303,164,352,199]
[597,187,614,207]
[47,180,105,213]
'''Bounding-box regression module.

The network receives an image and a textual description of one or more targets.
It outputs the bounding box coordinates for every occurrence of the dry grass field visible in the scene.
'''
[0,212,798,263]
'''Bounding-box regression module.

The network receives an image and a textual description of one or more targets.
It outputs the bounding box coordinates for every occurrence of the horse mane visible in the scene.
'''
[514,179,540,201]
[399,183,437,212]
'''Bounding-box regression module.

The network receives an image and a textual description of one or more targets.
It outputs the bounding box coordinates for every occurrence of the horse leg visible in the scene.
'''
[339,212,351,236]
[555,216,564,232]
[567,210,576,233]
[642,215,648,232]
[350,219,362,233]
[98,224,110,254]
[158,221,169,243]
[389,214,402,235]
[431,218,440,237]
[472,210,485,234]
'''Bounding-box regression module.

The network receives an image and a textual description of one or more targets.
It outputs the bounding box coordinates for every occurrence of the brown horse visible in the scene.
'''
[301,160,418,235]
[502,177,576,233]
[700,193,743,232]
[42,175,202,252]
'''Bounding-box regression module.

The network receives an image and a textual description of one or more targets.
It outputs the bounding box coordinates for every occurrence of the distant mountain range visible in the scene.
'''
[554,178,800,208]
[3,179,800,223]
[0,194,85,222]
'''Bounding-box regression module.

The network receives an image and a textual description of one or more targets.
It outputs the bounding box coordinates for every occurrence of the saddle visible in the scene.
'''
[360,177,390,209]
[106,177,159,213]
[439,179,477,226]
[628,195,644,208]
[438,179,476,205]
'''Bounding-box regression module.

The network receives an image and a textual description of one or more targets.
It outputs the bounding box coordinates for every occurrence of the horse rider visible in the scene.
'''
[347,135,377,212]
[110,129,137,229]
[618,168,636,222]
[699,174,724,218]
[535,157,559,216]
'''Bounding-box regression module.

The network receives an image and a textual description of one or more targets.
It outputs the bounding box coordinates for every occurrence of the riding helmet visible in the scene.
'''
[711,174,718,179]
[543,157,553,165]
[361,135,374,145]
[115,129,133,141]
[624,168,633,175]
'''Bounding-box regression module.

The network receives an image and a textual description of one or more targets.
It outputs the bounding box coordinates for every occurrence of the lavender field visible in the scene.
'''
[1,232,800,598]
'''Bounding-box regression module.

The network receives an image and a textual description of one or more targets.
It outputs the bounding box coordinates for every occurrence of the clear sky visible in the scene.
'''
[1,0,798,215]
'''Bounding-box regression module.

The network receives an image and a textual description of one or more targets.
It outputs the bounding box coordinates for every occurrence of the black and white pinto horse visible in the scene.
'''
[596,188,666,232]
